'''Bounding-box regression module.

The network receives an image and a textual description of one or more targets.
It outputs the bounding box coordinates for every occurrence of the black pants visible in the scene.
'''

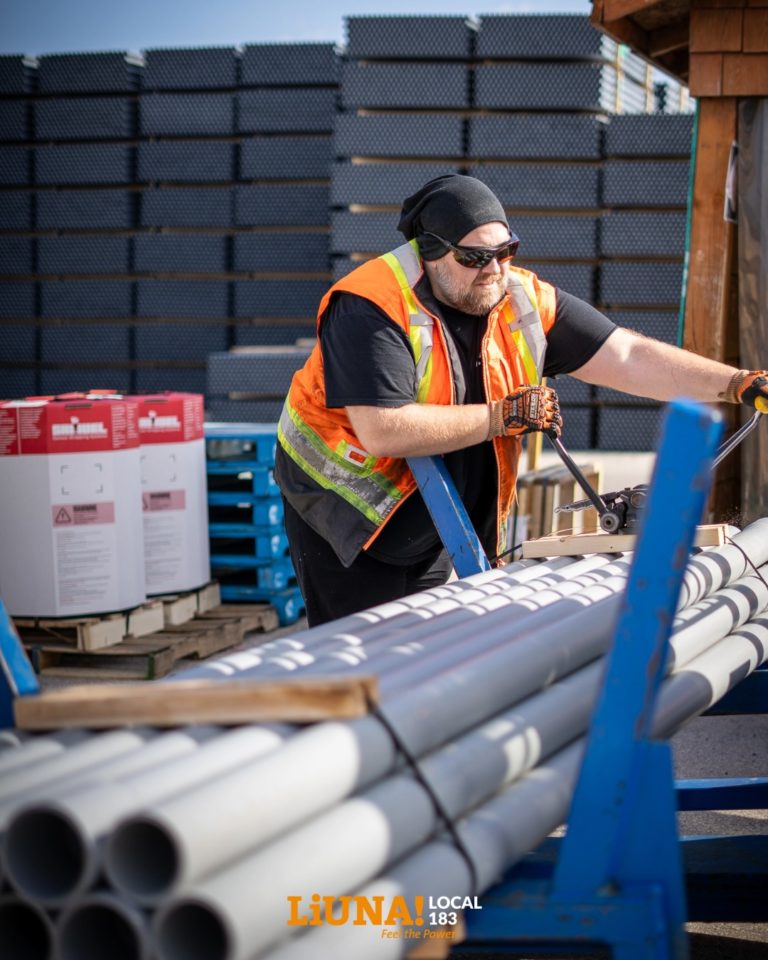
[282,498,453,627]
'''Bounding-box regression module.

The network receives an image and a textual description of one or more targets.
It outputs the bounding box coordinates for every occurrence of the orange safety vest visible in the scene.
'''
[277,239,557,566]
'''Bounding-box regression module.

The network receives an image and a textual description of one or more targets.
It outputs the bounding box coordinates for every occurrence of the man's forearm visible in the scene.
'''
[346,403,491,458]
[573,328,737,402]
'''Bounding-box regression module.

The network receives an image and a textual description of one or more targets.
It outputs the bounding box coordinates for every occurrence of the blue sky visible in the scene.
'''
[1,0,593,55]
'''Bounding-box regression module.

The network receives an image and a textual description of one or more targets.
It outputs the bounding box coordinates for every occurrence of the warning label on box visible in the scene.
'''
[52,502,116,526]
[142,490,186,512]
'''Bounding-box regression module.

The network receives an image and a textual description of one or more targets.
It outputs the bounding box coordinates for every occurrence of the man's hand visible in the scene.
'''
[735,371,768,413]
[488,385,562,439]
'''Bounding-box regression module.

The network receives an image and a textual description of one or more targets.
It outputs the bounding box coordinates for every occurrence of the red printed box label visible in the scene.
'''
[52,502,116,526]
[142,490,186,512]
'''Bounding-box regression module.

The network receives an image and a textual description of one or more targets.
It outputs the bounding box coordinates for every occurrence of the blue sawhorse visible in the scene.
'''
[410,401,767,958]
[0,598,39,728]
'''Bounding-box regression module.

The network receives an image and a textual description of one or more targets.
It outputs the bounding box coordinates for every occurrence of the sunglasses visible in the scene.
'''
[424,231,520,269]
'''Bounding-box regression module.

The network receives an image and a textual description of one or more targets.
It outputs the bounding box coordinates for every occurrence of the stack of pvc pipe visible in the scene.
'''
[0,519,767,960]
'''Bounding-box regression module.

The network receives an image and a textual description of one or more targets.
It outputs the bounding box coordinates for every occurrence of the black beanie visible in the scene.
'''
[397,174,508,261]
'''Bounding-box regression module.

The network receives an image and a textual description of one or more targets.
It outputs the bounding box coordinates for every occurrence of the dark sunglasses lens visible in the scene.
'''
[454,241,518,268]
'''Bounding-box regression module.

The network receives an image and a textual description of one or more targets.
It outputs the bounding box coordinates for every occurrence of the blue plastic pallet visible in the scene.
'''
[219,584,305,625]
[210,556,296,591]
[205,423,278,466]
[209,525,289,559]
[206,460,279,496]
[208,493,284,527]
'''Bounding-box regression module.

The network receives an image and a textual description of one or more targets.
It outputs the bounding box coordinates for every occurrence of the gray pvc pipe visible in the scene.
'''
[0,729,90,776]
[56,892,151,960]
[2,724,287,907]
[0,895,55,960]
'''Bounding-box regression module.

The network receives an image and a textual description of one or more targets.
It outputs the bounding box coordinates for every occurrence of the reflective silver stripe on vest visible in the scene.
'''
[505,274,548,383]
[278,403,403,525]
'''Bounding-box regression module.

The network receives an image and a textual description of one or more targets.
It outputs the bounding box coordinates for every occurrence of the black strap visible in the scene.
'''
[367,697,480,896]
[724,536,768,591]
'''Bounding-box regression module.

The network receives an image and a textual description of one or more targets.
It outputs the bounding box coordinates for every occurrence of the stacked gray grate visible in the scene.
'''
[34,97,136,141]
[137,141,236,183]
[140,188,231,227]
[206,349,312,422]
[36,52,142,93]
[0,146,31,184]
[142,47,238,90]
[597,113,693,450]
[0,237,34,274]
[38,236,131,274]
[133,235,229,273]
[34,143,134,185]
[0,54,32,94]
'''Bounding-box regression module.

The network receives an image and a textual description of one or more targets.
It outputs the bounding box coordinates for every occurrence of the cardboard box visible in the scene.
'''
[0,397,146,617]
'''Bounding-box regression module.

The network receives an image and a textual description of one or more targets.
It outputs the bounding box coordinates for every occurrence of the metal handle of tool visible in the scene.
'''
[546,434,623,533]
[712,410,763,469]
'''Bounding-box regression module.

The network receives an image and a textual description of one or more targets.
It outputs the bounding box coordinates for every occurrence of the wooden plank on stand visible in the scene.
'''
[522,523,727,559]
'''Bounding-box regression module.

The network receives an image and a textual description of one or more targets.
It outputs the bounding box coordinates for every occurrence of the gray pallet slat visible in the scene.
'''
[0,55,29,95]
[600,211,686,257]
[207,350,311,394]
[40,281,133,319]
[476,14,616,59]
[233,323,315,347]
[0,193,33,230]
[137,141,235,183]
[37,53,140,94]
[0,283,36,319]
[597,406,661,452]
[38,236,130,275]
[41,323,131,363]
[143,47,238,90]
[599,261,684,306]
[235,184,329,226]
[518,263,594,302]
[0,147,30,185]
[40,367,132,395]
[240,43,339,87]
[0,238,33,274]
[34,144,133,185]
[234,279,329,318]
[467,163,599,209]
[140,187,232,227]
[331,162,461,206]
[334,114,464,158]
[240,137,332,180]
[475,63,623,111]
[205,398,285,422]
[237,89,337,133]
[506,215,598,259]
[467,115,603,160]
[134,322,229,360]
[331,211,403,254]
[342,62,468,109]
[233,234,329,273]
[603,160,690,207]
[36,190,134,229]
[136,280,230,318]
[550,375,591,404]
[0,324,36,362]
[0,100,29,141]
[0,366,37,399]
[139,93,233,136]
[34,98,135,141]
[345,15,473,59]
[605,311,678,345]
[605,114,694,157]
[134,235,228,272]
[135,367,207,394]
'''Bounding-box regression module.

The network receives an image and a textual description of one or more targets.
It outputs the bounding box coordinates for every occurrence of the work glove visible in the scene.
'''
[736,371,768,413]
[488,385,562,439]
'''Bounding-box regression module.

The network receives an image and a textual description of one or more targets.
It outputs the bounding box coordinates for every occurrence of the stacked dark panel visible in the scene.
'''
[597,114,694,450]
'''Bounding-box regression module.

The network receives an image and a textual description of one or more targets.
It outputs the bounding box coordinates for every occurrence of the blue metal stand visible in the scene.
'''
[461,400,724,959]
[406,456,491,577]
[0,598,39,728]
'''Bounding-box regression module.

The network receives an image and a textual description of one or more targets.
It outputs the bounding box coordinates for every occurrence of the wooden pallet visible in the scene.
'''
[521,523,728,559]
[22,604,280,681]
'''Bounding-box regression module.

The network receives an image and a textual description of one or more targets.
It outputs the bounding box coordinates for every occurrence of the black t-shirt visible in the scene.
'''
[319,287,616,563]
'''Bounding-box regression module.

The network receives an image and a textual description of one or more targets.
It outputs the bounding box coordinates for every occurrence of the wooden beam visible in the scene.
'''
[13,676,380,729]
[723,52,768,91]
[603,0,666,20]
[522,525,727,559]
[744,9,768,52]
[689,52,724,93]
[690,8,744,51]
[649,19,690,57]
[592,0,651,50]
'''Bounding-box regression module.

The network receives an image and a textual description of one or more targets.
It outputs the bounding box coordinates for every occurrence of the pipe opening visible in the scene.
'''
[106,818,179,902]
[156,901,228,960]
[59,902,143,960]
[0,899,54,960]
[5,809,84,902]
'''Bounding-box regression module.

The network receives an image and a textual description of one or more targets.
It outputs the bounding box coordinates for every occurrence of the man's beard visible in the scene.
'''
[430,260,507,315]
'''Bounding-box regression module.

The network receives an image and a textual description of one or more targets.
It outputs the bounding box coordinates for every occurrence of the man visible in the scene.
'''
[275,174,767,627]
